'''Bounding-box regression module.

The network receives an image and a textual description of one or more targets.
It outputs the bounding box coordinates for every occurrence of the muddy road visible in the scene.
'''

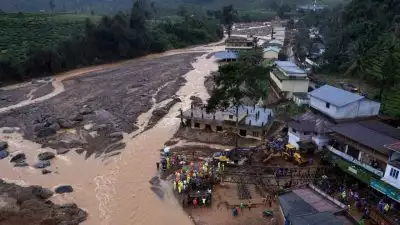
[0,42,224,225]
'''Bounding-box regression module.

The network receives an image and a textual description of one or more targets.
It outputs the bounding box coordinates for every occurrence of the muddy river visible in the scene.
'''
[0,42,225,225]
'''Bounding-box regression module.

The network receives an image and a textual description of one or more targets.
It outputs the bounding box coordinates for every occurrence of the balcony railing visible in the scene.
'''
[327,145,384,177]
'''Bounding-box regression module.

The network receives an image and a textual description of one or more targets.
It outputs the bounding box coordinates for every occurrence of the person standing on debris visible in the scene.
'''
[173,180,176,191]
[202,197,206,206]
[193,198,198,208]
[156,162,160,170]
[166,157,170,169]
[384,203,390,214]
[222,163,225,172]
[240,202,244,212]
[247,200,252,210]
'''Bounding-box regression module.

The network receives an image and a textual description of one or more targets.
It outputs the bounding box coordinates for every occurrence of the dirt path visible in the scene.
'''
[0,41,224,225]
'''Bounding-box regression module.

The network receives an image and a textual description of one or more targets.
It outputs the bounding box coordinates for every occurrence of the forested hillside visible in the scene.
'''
[0,0,223,84]
[299,0,400,116]
[0,0,346,13]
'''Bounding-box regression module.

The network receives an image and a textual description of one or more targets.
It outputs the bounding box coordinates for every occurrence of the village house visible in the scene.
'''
[287,85,381,152]
[308,85,381,120]
[225,36,254,52]
[287,111,333,151]
[263,46,281,59]
[326,120,400,205]
[269,61,309,99]
[179,105,273,140]
[278,187,353,225]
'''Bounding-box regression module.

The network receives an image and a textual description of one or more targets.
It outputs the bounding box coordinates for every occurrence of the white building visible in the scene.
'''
[383,142,400,190]
[288,112,333,151]
[308,85,381,120]
[269,61,309,99]
[263,46,281,59]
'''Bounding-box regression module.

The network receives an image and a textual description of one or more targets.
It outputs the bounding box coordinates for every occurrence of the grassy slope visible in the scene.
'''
[0,13,101,61]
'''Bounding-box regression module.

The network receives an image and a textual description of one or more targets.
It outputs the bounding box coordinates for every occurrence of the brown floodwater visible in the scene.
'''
[0,43,224,225]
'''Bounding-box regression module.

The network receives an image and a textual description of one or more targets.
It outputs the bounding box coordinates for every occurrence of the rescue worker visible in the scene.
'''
[384,203,390,214]
[166,157,170,169]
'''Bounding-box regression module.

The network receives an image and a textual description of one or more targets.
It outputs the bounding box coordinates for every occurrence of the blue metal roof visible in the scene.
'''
[275,61,306,76]
[214,51,237,60]
[308,85,364,107]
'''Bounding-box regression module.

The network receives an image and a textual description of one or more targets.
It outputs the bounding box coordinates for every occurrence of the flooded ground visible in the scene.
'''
[0,42,224,225]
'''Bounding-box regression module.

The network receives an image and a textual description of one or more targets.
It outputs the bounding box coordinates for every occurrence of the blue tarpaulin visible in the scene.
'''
[214,51,238,60]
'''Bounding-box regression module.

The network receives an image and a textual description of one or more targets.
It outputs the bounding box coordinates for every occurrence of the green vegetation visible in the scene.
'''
[0,0,223,84]
[296,0,400,117]
[207,49,273,111]
[0,13,101,61]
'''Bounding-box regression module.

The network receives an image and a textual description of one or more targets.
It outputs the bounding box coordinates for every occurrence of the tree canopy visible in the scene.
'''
[207,49,273,112]
[0,0,223,84]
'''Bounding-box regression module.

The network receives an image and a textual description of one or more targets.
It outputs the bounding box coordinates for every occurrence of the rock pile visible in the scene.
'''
[0,180,86,225]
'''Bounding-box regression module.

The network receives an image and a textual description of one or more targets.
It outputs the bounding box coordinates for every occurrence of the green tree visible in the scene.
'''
[207,49,273,144]
[49,0,55,12]
[130,0,147,32]
[277,4,291,18]
[150,1,157,24]
[221,5,237,37]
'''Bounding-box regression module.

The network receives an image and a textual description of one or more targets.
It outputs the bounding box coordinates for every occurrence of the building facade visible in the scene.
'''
[180,105,273,140]
[269,61,309,99]
[308,85,381,120]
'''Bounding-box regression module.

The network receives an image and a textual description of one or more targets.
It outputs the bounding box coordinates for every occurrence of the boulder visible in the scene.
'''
[56,148,70,155]
[150,186,164,199]
[34,123,46,132]
[55,185,74,194]
[49,123,60,131]
[38,152,55,161]
[37,127,56,138]
[70,113,83,122]
[95,124,108,131]
[58,119,76,129]
[109,132,123,140]
[75,149,84,154]
[34,160,51,169]
[10,152,26,163]
[14,162,29,167]
[149,176,161,186]
[2,128,15,134]
[0,150,9,159]
[0,141,8,150]
[79,106,93,115]
[173,97,182,102]
[41,169,52,175]
[30,185,54,199]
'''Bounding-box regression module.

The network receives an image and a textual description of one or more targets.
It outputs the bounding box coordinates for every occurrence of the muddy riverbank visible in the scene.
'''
[0,41,225,225]
[0,53,203,158]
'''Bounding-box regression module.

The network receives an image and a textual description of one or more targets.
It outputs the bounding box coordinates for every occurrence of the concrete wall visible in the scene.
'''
[312,134,330,151]
[309,96,338,118]
[263,51,278,59]
[189,120,263,140]
[281,79,309,96]
[310,96,380,119]
[288,127,313,149]
[270,72,309,99]
[270,71,283,90]
[357,99,381,117]
[383,164,400,189]
[293,96,309,106]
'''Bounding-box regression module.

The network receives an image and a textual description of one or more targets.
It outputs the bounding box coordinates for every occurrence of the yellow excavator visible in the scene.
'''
[282,144,308,166]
